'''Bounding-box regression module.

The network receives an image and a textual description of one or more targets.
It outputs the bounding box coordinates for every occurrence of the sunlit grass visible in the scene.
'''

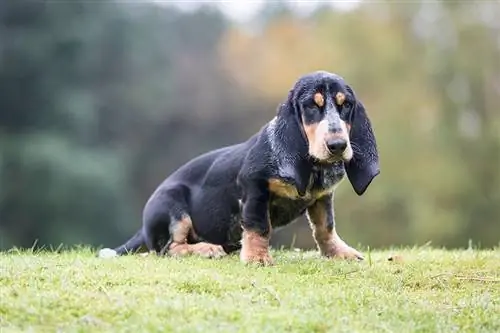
[1,246,499,332]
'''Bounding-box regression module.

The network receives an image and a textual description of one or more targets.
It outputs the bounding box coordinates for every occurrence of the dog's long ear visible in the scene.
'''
[276,88,313,196]
[345,98,380,196]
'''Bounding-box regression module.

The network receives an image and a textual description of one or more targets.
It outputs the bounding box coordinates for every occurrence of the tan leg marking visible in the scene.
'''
[240,229,273,266]
[307,203,364,260]
[170,215,192,244]
[166,215,226,259]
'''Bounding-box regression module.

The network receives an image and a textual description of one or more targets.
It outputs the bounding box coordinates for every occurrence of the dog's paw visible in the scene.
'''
[190,242,227,259]
[168,242,227,259]
[326,244,364,261]
[98,248,118,259]
[240,251,274,266]
[333,246,364,261]
[240,229,274,266]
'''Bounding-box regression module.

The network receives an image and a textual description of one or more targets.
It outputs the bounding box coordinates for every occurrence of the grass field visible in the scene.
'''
[1,246,499,333]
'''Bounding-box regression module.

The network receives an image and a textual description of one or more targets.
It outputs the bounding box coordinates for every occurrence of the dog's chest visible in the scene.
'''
[270,164,345,201]
[268,164,345,226]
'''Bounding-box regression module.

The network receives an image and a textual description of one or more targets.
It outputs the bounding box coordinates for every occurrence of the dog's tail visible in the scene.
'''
[98,229,145,258]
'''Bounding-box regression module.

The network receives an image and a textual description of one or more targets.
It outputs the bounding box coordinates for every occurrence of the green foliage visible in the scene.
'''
[0,1,234,249]
[0,249,499,332]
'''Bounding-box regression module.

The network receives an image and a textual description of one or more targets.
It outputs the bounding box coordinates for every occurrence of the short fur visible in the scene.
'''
[99,71,380,265]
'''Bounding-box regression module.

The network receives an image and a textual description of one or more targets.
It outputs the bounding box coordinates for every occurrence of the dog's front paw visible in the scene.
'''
[240,230,274,266]
[322,240,364,261]
[330,244,364,261]
[240,249,274,266]
[190,242,227,259]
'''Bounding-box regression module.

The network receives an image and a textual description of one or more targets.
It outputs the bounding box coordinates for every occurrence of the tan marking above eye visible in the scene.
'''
[335,92,345,106]
[314,92,324,107]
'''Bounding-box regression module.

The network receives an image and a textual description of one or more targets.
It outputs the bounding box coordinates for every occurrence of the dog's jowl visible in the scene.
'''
[99,71,380,266]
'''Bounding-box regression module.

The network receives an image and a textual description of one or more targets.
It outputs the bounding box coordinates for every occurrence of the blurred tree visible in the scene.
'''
[414,0,500,247]
[0,0,135,248]
[0,1,244,249]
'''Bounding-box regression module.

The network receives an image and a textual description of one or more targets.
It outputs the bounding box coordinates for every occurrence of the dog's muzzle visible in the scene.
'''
[326,138,347,156]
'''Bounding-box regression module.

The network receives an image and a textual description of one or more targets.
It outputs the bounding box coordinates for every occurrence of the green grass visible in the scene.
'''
[1,247,499,333]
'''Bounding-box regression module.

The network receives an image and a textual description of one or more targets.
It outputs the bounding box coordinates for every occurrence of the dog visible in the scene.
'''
[98,71,380,265]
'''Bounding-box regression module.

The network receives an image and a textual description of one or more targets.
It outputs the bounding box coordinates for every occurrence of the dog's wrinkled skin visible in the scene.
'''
[98,71,380,266]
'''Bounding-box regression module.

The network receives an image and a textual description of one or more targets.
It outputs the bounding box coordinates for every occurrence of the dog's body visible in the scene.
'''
[99,71,380,265]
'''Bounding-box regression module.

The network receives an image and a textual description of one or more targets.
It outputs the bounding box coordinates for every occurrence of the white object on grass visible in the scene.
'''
[98,248,118,258]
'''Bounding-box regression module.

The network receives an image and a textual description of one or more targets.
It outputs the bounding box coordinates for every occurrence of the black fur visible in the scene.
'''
[101,71,379,257]
[344,98,380,195]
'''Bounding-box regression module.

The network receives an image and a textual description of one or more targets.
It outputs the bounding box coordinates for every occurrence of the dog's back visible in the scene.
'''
[160,131,261,186]
[98,131,261,258]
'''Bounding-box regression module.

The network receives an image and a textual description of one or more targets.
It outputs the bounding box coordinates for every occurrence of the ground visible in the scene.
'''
[0,247,499,333]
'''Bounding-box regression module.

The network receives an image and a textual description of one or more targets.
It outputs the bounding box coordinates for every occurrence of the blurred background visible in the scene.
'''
[0,0,499,251]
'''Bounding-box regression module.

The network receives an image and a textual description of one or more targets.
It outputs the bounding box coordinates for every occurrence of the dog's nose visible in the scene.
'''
[327,138,347,155]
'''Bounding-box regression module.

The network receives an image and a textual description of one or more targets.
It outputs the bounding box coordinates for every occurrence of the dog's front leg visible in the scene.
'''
[239,179,274,266]
[306,194,364,260]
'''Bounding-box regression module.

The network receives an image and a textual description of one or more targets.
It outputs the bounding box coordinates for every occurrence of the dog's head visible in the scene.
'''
[282,71,380,195]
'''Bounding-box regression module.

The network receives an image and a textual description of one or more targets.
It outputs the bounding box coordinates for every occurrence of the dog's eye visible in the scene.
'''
[343,101,353,110]
[340,101,353,118]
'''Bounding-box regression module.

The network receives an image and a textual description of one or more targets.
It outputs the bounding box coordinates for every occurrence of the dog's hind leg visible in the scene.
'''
[161,214,227,259]
[143,186,226,259]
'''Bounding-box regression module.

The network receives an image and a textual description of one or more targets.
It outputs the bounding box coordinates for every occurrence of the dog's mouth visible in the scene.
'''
[324,155,350,164]
[309,151,352,166]
[325,155,345,163]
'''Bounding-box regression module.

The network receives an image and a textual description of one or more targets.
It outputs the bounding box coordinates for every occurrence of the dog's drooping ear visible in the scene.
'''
[345,99,380,196]
[274,87,314,196]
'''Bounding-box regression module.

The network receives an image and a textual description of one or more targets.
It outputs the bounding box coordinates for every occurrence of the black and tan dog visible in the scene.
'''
[98,71,379,265]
